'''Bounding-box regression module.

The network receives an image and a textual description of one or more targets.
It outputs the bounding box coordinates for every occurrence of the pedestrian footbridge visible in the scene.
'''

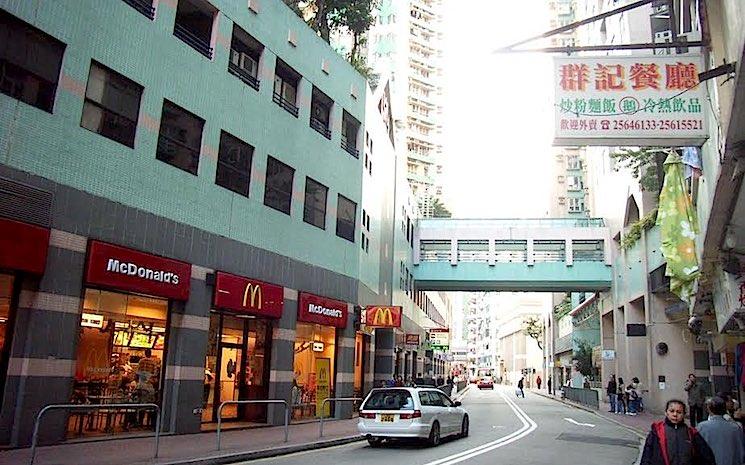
[413,218,612,292]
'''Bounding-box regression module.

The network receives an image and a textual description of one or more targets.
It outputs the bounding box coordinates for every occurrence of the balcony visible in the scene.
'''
[273,92,299,117]
[174,22,213,59]
[228,61,260,90]
[122,0,155,19]
[341,138,359,158]
[310,116,331,140]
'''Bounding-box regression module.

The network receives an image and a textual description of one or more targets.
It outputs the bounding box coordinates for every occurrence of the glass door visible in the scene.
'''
[243,319,270,422]
[218,343,243,420]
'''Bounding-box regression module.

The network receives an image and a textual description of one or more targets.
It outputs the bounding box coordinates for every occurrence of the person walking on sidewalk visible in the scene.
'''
[626,381,640,416]
[517,377,525,398]
[547,376,552,394]
[607,375,618,413]
[685,374,707,427]
[616,377,627,414]
[536,375,542,390]
[696,396,745,465]
[640,399,715,465]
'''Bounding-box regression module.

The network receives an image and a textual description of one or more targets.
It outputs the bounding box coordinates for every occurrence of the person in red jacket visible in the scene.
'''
[640,399,715,465]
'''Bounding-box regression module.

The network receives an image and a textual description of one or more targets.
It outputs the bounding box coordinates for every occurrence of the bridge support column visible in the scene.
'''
[527,239,534,266]
[450,240,458,265]
[565,239,574,266]
[488,239,496,266]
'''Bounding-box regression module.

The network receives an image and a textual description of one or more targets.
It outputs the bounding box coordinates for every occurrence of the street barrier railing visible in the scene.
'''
[217,399,289,450]
[30,403,161,465]
[562,387,599,409]
[319,397,362,437]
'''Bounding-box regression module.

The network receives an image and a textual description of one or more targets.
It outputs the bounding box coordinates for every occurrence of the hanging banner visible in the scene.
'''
[554,55,708,146]
[315,358,331,418]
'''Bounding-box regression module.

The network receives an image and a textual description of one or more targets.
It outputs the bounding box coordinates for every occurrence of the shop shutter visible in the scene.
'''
[0,177,53,227]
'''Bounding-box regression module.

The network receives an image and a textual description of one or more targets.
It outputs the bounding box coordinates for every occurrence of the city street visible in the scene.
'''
[233,386,641,465]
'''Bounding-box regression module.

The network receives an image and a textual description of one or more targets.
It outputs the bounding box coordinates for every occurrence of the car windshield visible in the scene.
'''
[363,389,415,410]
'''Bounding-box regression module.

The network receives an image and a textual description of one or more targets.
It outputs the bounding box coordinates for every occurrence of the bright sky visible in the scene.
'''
[441,0,556,218]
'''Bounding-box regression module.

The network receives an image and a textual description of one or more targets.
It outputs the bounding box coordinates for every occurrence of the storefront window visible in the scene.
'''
[292,323,336,419]
[203,312,271,426]
[70,289,168,437]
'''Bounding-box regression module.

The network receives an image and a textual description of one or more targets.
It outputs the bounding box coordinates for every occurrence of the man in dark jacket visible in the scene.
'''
[517,377,525,398]
[607,375,618,413]
[640,399,715,465]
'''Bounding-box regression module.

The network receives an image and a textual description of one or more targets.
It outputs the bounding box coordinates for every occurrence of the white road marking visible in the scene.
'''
[564,418,596,428]
[420,389,537,465]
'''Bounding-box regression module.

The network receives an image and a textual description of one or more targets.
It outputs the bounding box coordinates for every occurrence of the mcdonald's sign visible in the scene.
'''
[213,272,284,318]
[365,306,402,328]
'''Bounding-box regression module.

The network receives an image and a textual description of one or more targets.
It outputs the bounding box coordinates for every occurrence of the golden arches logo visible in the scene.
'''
[242,283,263,310]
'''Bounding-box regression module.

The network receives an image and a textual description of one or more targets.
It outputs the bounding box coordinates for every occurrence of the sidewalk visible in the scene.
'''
[1,417,362,465]
[2,386,472,465]
[530,388,654,437]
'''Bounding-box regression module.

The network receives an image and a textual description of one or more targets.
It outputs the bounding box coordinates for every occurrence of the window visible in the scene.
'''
[81,62,143,148]
[215,131,253,197]
[310,86,332,139]
[264,156,294,215]
[156,100,204,175]
[341,111,360,157]
[0,9,65,113]
[121,0,155,19]
[567,155,582,170]
[173,0,215,59]
[303,177,327,229]
[568,197,585,213]
[229,24,262,90]
[336,194,357,242]
[273,59,300,117]
[567,176,583,190]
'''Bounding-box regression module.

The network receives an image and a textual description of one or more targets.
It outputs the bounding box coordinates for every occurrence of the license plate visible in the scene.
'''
[380,414,395,422]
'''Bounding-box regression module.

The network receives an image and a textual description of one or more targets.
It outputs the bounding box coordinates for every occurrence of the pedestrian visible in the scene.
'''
[696,396,745,465]
[626,381,639,416]
[607,374,618,413]
[616,377,627,414]
[517,376,525,398]
[547,376,552,394]
[684,374,706,427]
[639,399,715,465]
[437,375,444,387]
[536,375,542,390]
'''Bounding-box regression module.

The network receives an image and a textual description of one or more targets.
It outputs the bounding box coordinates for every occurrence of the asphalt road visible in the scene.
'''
[233,385,642,465]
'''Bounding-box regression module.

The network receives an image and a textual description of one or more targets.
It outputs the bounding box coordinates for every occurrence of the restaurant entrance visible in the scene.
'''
[203,312,271,425]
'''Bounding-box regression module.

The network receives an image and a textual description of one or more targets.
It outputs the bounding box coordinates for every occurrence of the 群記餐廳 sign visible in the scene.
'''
[554,55,707,147]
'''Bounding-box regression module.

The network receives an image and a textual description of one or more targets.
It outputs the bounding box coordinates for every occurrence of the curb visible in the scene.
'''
[156,435,364,465]
[531,390,647,439]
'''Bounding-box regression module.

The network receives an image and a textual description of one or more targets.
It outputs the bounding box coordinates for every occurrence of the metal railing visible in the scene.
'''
[562,387,599,409]
[228,61,260,90]
[122,0,155,19]
[318,397,361,437]
[273,91,299,117]
[217,399,289,450]
[420,250,451,261]
[30,403,161,465]
[173,23,213,59]
[340,138,359,158]
[310,116,332,139]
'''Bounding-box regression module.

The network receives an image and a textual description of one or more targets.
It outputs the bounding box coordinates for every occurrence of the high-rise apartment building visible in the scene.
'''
[367,0,446,217]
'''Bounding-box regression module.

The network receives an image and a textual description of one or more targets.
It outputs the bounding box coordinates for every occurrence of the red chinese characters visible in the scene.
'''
[594,64,625,91]
[629,63,661,90]
[666,62,699,90]
[559,61,698,92]
[559,64,590,91]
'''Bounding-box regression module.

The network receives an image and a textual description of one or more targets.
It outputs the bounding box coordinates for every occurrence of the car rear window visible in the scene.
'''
[363,389,415,410]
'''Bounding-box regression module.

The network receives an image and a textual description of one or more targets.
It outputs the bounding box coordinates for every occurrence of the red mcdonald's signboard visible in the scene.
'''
[213,272,284,318]
[365,306,402,328]
[85,240,191,300]
[405,334,420,345]
[0,218,50,275]
[298,292,348,329]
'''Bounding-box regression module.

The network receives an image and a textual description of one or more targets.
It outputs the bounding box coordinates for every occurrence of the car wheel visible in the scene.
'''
[460,415,469,438]
[367,437,383,448]
[428,421,441,447]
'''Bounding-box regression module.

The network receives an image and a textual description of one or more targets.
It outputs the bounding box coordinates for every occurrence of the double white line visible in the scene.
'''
[421,390,537,465]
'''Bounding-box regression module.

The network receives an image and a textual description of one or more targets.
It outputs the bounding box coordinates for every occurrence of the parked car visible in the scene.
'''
[357,387,469,447]
[477,376,494,390]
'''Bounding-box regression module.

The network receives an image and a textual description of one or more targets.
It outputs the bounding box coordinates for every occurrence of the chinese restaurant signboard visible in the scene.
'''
[554,55,708,146]
[213,272,284,318]
[364,306,402,328]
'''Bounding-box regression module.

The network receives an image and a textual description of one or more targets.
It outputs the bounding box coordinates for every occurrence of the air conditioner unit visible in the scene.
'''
[558,197,566,205]
[654,30,673,55]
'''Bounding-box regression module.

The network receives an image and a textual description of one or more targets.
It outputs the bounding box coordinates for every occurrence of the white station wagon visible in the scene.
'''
[357,387,469,447]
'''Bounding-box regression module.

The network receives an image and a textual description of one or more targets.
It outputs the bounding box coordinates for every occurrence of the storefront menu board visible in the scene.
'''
[85,241,191,300]
[298,292,348,329]
[315,358,331,418]
[213,272,284,318]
